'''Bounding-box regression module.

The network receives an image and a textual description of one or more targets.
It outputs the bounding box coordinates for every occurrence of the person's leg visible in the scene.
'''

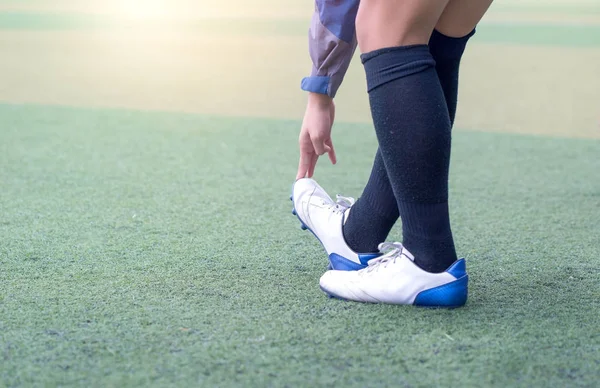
[342,0,492,265]
[435,0,494,38]
[431,0,493,123]
[319,0,495,306]
[320,0,459,304]
[340,150,398,254]
[354,0,457,273]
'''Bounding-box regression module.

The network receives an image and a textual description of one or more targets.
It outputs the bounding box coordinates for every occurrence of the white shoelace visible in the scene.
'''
[365,242,406,272]
[325,195,355,214]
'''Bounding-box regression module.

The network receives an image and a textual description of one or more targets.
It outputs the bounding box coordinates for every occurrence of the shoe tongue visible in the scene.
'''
[342,207,351,225]
[401,248,415,262]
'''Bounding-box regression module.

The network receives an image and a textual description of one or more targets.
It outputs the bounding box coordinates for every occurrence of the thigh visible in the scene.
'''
[356,0,450,53]
[435,0,494,37]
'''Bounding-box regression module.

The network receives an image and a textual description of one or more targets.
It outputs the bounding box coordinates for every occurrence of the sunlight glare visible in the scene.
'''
[119,0,167,20]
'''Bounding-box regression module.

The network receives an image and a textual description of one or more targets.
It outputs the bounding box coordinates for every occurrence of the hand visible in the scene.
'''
[296,93,337,180]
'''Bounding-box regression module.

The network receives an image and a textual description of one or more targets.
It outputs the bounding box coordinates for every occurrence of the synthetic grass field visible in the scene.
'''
[1,1,600,387]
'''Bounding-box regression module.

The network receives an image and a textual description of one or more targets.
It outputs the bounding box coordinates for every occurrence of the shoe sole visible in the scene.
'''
[319,285,466,309]
[319,285,347,300]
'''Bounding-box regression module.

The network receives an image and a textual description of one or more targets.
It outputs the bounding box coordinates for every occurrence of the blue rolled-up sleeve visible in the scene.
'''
[301,0,359,98]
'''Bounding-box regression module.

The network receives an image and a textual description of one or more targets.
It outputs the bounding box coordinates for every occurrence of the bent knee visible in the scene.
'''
[435,18,477,38]
[435,0,493,38]
[356,0,447,53]
[356,17,430,52]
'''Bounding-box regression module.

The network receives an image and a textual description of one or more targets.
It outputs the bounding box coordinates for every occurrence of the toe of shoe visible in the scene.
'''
[319,271,340,298]
[319,270,354,297]
[319,270,333,287]
[292,178,317,200]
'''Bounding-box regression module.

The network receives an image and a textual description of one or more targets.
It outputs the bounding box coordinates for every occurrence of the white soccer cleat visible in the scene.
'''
[319,242,468,307]
[291,178,380,270]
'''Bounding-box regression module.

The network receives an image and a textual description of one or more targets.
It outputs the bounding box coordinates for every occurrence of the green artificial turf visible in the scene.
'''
[1,104,599,387]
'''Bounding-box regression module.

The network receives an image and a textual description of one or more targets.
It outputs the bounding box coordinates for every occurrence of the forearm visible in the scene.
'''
[301,0,360,99]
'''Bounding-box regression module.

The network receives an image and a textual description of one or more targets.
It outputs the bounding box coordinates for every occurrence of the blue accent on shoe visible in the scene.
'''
[446,258,466,278]
[292,209,297,215]
[358,253,380,266]
[413,275,468,308]
[300,224,307,230]
[328,253,367,271]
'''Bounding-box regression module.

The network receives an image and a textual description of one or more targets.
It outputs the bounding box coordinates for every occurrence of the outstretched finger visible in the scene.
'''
[325,139,337,165]
[296,152,310,180]
[307,152,319,178]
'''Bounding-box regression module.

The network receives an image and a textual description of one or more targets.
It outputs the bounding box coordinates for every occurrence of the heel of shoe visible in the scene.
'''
[413,275,468,308]
[328,253,367,271]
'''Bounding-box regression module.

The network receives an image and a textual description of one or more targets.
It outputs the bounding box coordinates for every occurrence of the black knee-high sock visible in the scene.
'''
[363,44,455,272]
[430,29,475,127]
[343,30,474,260]
[342,150,399,254]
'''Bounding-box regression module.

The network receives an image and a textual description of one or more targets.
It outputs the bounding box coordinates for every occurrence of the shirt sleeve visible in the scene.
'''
[300,0,360,98]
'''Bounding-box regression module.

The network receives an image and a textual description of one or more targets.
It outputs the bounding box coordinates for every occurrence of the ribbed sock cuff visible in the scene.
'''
[360,45,436,92]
